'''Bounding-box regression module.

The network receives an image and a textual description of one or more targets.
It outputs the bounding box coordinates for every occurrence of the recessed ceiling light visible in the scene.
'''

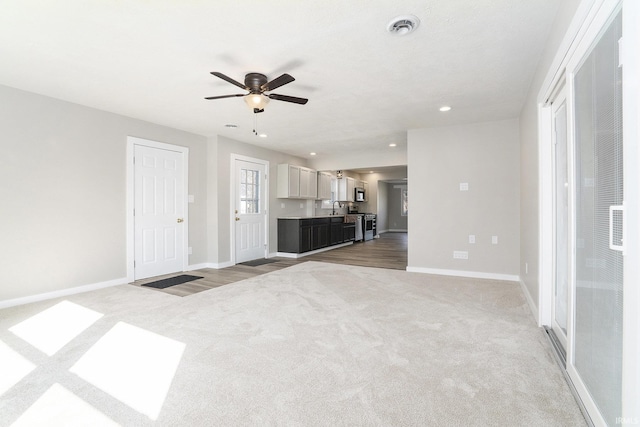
[258,133,267,138]
[389,143,397,147]
[310,152,317,156]
[439,106,452,112]
[369,171,374,174]
[387,15,420,36]
[224,124,238,128]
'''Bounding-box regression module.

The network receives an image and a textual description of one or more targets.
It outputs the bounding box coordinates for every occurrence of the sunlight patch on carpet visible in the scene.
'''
[9,300,103,356]
[0,340,35,397]
[11,383,118,427]
[70,322,185,420]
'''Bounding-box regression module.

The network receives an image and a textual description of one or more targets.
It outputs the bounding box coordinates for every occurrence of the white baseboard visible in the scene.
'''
[186,263,211,271]
[0,277,128,310]
[200,261,235,270]
[406,266,520,282]
[277,242,353,259]
[378,229,389,234]
[519,278,540,324]
[387,229,408,232]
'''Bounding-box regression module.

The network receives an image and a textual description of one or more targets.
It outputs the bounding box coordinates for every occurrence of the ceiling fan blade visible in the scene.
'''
[210,72,248,90]
[267,93,308,105]
[261,73,295,92]
[204,94,245,100]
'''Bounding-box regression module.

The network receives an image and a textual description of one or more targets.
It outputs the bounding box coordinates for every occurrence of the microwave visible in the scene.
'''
[354,187,365,202]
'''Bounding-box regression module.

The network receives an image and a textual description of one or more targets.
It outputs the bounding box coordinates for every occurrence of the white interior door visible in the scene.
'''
[234,158,267,263]
[134,144,186,279]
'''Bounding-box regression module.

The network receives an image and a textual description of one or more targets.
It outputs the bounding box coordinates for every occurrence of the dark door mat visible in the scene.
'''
[142,274,203,289]
[239,258,279,267]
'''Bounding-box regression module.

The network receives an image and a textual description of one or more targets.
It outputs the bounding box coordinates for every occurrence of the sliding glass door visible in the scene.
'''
[569,7,624,426]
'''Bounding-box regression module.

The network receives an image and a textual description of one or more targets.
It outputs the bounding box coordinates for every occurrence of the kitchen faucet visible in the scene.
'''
[332,201,341,215]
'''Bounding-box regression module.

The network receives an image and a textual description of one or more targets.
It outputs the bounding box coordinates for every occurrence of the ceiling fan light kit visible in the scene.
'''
[205,71,308,115]
[244,93,269,111]
[387,14,420,36]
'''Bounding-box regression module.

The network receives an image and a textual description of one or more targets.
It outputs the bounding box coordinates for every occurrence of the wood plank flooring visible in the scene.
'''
[131,232,407,297]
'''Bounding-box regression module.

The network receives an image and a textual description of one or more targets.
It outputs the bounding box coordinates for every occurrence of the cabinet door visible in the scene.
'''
[346,177,355,202]
[337,178,347,201]
[313,224,329,249]
[289,165,300,198]
[299,168,309,197]
[300,169,317,199]
[317,173,331,200]
[330,223,343,244]
[300,225,313,252]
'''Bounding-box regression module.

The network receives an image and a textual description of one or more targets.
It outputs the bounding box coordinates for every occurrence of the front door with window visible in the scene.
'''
[234,159,267,263]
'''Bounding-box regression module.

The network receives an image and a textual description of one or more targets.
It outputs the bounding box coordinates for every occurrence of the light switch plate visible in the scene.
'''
[459,182,469,191]
[469,235,475,244]
[492,236,498,244]
[188,195,195,203]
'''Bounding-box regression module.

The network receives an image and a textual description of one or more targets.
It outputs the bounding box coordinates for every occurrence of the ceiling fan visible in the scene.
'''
[205,72,308,113]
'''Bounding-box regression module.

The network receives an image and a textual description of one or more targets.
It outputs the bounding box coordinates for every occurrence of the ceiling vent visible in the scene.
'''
[387,15,420,36]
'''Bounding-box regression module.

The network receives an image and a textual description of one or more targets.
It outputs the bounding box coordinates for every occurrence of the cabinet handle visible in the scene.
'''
[177,218,184,223]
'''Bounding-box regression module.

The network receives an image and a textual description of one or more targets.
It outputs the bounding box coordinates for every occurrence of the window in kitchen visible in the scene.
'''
[240,168,260,214]
[401,189,408,216]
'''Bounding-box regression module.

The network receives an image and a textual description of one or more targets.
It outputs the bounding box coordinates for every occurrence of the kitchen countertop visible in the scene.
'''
[278,214,353,220]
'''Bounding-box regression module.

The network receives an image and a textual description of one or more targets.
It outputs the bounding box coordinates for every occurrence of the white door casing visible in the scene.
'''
[232,155,268,264]
[551,85,569,351]
[128,137,188,281]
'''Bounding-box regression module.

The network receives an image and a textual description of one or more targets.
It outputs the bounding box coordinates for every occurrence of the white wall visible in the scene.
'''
[519,0,582,308]
[0,84,208,301]
[407,119,520,278]
[309,148,407,172]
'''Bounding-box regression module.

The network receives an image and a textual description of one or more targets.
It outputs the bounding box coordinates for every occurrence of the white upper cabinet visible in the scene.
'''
[317,171,333,200]
[337,176,356,202]
[277,164,317,199]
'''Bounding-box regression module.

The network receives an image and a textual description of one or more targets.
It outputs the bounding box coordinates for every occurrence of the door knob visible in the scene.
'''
[235,217,240,221]
[177,218,184,223]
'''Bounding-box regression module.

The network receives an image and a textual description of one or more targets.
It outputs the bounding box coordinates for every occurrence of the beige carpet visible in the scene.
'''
[0,262,585,426]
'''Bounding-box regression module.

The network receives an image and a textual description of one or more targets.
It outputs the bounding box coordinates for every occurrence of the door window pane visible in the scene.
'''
[240,168,260,214]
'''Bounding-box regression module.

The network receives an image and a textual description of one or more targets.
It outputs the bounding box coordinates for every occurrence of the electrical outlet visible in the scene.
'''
[188,195,195,203]
[492,236,498,244]
[300,203,304,208]
[188,247,193,255]
[453,251,468,259]
[281,203,285,208]
[459,182,469,191]
[469,235,475,244]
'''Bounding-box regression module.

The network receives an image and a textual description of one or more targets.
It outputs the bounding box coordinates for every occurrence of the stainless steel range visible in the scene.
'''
[363,214,376,241]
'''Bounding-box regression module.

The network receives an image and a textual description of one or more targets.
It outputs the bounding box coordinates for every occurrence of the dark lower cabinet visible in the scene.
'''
[278,217,354,254]
[330,220,344,245]
[312,218,330,250]
[300,223,313,253]
[343,224,355,241]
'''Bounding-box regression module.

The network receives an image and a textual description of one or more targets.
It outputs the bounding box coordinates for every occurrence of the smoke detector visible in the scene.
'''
[387,15,420,36]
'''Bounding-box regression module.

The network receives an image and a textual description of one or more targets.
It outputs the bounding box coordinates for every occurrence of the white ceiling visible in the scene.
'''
[0,1,559,160]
